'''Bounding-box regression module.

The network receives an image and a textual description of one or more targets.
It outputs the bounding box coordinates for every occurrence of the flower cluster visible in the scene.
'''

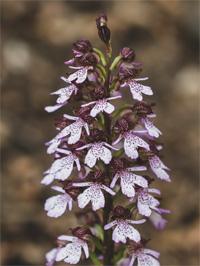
[42,12,170,266]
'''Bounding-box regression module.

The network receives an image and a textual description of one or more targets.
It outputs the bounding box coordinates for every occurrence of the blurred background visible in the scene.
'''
[1,1,199,265]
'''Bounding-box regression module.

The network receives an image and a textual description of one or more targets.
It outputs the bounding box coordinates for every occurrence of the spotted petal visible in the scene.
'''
[149,155,171,182]
[112,221,141,243]
[142,117,162,138]
[56,242,82,264]
[120,171,148,198]
[45,194,72,218]
[137,190,160,217]
[124,132,150,159]
[137,252,160,266]
[68,66,93,84]
[46,247,61,266]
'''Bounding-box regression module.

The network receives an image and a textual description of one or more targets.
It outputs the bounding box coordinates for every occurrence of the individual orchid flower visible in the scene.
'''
[45,78,79,113]
[76,142,119,168]
[120,77,153,101]
[136,188,161,217]
[149,208,170,230]
[46,114,90,154]
[110,164,148,199]
[55,235,89,264]
[149,155,171,182]
[44,185,73,218]
[113,129,150,159]
[73,181,115,211]
[81,95,121,117]
[141,115,162,138]
[128,247,160,266]
[104,206,146,244]
[67,66,93,84]
[46,227,92,265]
[41,148,80,185]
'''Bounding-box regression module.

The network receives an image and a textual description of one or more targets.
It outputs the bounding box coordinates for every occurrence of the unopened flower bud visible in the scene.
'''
[120,47,135,62]
[119,67,142,83]
[96,12,111,45]
[73,39,93,53]
[110,206,132,220]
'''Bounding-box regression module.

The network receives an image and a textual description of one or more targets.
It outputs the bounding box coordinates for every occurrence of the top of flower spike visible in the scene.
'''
[96,12,111,47]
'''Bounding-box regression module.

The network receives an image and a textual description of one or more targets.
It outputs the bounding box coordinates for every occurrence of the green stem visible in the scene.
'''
[103,46,114,266]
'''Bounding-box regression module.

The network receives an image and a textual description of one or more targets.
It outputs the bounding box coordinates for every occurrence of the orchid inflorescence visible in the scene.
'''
[42,12,171,266]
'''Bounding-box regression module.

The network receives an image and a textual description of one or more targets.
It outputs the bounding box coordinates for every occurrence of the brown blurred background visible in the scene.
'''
[1,1,199,265]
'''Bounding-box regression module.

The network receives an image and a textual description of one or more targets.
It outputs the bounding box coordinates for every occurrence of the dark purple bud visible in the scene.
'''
[67,141,87,158]
[120,47,135,62]
[127,238,150,253]
[71,227,93,242]
[59,180,81,200]
[74,53,97,67]
[110,158,131,174]
[88,86,110,101]
[132,101,155,117]
[73,39,93,53]
[96,12,111,45]
[119,67,142,83]
[55,117,72,130]
[72,106,93,124]
[85,170,108,184]
[110,206,132,220]
[113,116,136,136]
[87,128,107,143]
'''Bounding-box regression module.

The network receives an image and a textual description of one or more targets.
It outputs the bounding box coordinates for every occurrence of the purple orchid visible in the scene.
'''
[73,182,115,211]
[45,79,78,113]
[141,115,162,138]
[76,142,119,168]
[46,114,90,154]
[44,185,73,218]
[110,165,148,199]
[128,247,160,266]
[120,77,153,101]
[113,129,150,159]
[67,66,93,84]
[104,217,146,244]
[81,95,121,117]
[149,155,171,182]
[136,188,161,217]
[41,148,80,185]
[43,12,170,266]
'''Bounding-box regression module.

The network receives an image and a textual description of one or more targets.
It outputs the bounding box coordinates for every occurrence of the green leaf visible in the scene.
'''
[96,112,105,128]
[93,48,107,66]
[97,64,107,79]
[95,224,104,241]
[113,189,122,202]
[126,202,136,210]
[111,104,133,118]
[113,148,124,158]
[113,245,126,264]
[97,160,106,172]
[110,77,118,90]
[89,251,103,266]
[94,236,103,251]
[110,55,123,71]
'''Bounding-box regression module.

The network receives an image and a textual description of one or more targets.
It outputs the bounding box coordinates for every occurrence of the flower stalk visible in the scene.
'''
[42,12,171,266]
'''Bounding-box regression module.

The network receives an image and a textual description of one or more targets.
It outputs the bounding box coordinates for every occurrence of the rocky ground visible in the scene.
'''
[1,1,199,265]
